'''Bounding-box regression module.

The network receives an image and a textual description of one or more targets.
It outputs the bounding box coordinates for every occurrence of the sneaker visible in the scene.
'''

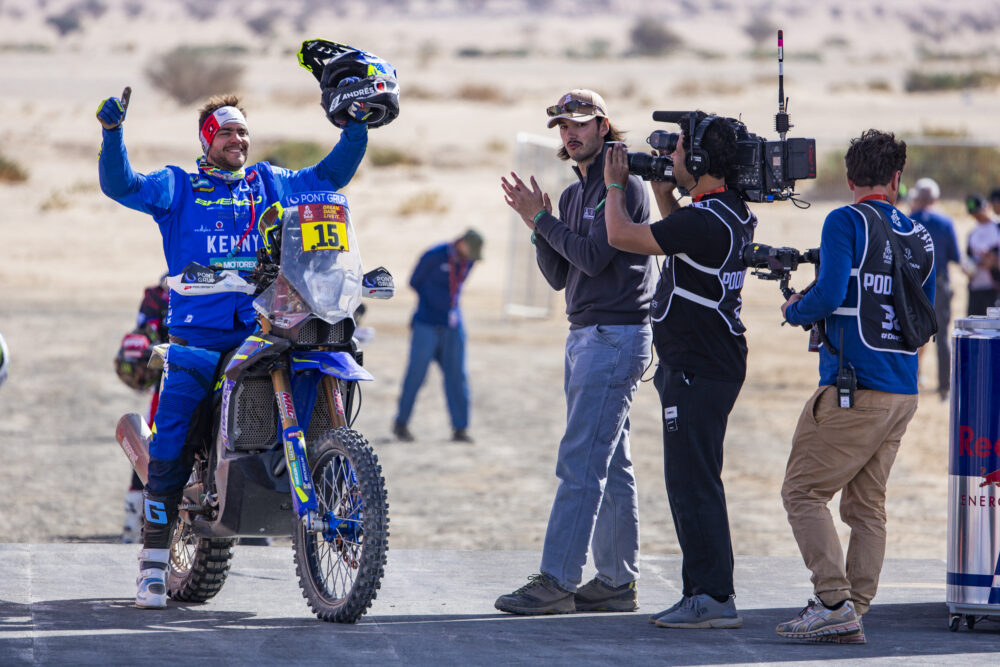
[392,420,414,442]
[649,596,687,624]
[574,577,638,612]
[776,599,862,640]
[495,574,575,615]
[136,548,169,609]
[654,593,742,629]
[452,429,474,443]
[122,489,143,544]
[810,619,867,644]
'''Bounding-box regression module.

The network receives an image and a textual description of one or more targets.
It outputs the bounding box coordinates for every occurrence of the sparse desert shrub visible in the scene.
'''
[45,9,82,36]
[256,140,327,170]
[146,46,245,105]
[397,191,448,216]
[456,83,505,103]
[0,154,28,183]
[566,38,611,59]
[245,9,282,38]
[628,16,683,57]
[904,70,1000,92]
[76,0,106,18]
[183,0,221,21]
[368,146,420,168]
[743,15,776,50]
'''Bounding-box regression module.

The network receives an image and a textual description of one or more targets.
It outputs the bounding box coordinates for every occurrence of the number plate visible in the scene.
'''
[301,220,348,252]
[298,203,348,252]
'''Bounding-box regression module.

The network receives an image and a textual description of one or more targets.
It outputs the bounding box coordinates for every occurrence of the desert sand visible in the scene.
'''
[0,0,995,574]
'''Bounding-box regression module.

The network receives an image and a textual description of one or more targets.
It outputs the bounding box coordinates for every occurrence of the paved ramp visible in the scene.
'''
[0,544,997,665]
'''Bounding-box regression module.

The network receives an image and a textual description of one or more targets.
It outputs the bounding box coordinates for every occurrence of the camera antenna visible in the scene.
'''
[775,29,791,141]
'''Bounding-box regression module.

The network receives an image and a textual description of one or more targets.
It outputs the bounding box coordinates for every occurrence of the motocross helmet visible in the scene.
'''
[114,330,158,391]
[0,331,8,389]
[298,39,399,129]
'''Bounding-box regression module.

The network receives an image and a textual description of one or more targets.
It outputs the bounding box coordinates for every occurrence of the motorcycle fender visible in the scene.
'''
[291,350,373,381]
[223,334,291,382]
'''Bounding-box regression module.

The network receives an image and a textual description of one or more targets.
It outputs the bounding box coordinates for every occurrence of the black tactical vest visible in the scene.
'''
[831,202,934,353]
[651,197,757,334]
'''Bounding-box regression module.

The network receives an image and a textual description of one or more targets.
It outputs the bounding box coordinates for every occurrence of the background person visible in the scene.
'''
[777,129,934,644]
[97,87,369,609]
[391,229,483,443]
[964,194,1000,315]
[603,112,755,630]
[908,177,959,399]
[495,89,654,615]
[114,276,170,544]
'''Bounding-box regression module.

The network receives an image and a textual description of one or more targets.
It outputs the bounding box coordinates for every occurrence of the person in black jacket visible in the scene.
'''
[496,89,655,615]
[604,112,756,629]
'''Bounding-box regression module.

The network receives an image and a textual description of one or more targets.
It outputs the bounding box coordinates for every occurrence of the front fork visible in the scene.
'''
[272,365,348,532]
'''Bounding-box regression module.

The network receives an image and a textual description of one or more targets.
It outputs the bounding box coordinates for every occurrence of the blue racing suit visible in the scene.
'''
[99,123,367,495]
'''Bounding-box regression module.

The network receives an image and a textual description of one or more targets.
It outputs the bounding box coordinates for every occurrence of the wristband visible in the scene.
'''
[530,230,537,245]
[532,209,546,224]
[608,183,626,193]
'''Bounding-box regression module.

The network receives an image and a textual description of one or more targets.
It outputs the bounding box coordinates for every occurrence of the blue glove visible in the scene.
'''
[336,76,373,124]
[97,87,130,130]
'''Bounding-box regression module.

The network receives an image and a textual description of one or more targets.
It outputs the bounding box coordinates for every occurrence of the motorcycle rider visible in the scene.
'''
[97,87,370,609]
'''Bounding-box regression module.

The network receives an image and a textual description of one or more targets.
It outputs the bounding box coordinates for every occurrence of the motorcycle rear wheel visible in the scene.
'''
[166,519,237,602]
[293,427,389,623]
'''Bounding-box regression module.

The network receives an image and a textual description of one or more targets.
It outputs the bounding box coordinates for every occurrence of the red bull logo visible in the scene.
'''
[981,467,1000,488]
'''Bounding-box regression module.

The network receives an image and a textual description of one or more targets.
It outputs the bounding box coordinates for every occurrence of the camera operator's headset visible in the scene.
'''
[685,114,719,180]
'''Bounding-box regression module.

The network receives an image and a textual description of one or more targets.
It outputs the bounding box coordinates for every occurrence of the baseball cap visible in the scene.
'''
[911,177,940,201]
[546,89,608,128]
[461,228,483,261]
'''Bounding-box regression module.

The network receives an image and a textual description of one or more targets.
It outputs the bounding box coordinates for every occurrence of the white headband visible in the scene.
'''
[199,106,248,153]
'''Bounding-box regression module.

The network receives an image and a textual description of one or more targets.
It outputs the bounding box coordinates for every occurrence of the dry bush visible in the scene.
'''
[368,146,421,168]
[0,153,28,183]
[627,16,683,57]
[743,15,776,50]
[246,9,282,38]
[45,9,82,36]
[397,191,448,216]
[254,140,327,170]
[146,47,245,106]
[904,70,1000,93]
[456,83,506,103]
[403,84,439,101]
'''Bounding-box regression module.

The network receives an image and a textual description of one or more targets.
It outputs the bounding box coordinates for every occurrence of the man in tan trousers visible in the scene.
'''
[776,129,935,644]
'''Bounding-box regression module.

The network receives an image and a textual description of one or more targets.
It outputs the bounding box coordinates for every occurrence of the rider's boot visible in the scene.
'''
[135,489,180,609]
[136,548,170,609]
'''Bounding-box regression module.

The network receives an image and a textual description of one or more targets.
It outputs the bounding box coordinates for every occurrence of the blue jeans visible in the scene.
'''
[395,321,470,430]
[540,323,652,591]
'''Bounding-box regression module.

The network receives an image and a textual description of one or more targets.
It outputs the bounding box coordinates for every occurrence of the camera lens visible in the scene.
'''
[626,152,674,183]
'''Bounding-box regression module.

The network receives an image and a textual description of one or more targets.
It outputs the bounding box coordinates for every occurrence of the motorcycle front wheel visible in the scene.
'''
[167,519,237,602]
[293,427,389,623]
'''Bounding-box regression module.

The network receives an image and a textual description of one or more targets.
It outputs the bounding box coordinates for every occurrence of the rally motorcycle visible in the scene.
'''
[116,190,394,623]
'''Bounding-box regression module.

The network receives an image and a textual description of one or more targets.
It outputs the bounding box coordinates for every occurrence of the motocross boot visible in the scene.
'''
[136,548,170,609]
[136,489,180,609]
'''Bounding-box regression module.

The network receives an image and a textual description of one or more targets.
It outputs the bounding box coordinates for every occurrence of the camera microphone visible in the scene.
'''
[652,111,691,124]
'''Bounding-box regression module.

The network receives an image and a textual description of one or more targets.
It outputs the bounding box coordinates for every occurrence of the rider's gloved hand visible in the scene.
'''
[96,88,130,130]
[337,76,373,125]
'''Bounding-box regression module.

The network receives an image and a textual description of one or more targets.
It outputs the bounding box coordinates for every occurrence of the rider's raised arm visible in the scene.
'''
[271,122,368,195]
[98,127,175,218]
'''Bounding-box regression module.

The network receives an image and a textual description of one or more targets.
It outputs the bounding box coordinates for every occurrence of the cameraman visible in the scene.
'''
[776,130,934,644]
[604,112,756,629]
